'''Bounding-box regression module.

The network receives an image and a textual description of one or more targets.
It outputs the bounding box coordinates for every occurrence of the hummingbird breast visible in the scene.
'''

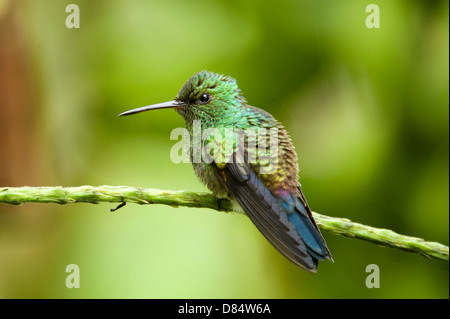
[188,104,301,203]
[192,161,231,199]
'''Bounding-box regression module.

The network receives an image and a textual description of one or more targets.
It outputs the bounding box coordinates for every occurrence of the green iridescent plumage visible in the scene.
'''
[119,71,332,272]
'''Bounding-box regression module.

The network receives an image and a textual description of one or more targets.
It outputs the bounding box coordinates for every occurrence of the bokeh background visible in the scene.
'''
[0,0,448,298]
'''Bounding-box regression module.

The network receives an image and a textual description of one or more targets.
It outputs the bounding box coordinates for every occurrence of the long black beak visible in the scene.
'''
[118,100,185,117]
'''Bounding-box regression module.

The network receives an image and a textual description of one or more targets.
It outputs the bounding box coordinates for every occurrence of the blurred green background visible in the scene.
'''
[0,0,448,298]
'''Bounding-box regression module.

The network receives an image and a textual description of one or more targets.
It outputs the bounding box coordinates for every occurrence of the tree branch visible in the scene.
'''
[0,185,448,262]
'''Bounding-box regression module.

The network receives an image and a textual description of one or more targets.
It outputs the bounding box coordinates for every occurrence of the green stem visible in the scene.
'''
[0,185,448,262]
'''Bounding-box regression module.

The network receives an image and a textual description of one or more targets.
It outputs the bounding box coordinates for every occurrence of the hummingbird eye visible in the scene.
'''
[198,93,210,104]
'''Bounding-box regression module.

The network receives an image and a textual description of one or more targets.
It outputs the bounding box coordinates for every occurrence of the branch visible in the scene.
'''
[0,185,448,262]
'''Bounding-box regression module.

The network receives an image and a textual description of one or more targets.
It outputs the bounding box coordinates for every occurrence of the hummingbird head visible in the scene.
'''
[118,71,246,127]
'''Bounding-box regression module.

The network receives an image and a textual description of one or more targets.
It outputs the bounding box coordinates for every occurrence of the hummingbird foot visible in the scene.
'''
[216,197,226,212]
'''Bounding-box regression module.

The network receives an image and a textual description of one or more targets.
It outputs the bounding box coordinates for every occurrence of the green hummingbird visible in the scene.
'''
[119,71,332,272]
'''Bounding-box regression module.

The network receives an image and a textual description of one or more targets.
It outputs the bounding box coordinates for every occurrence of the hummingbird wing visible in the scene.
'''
[222,159,330,272]
[217,124,331,272]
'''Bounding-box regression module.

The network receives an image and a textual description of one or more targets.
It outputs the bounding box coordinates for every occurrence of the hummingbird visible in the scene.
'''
[118,71,332,272]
